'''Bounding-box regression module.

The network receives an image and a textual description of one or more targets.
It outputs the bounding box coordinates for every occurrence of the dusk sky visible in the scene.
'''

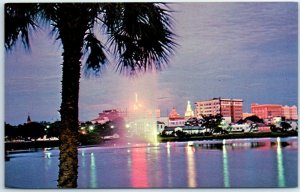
[5,2,298,125]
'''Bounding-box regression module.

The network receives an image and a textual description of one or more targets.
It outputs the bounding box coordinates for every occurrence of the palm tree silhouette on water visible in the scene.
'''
[5,3,177,188]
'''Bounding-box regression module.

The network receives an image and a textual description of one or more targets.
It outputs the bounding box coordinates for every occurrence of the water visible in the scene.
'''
[5,137,298,188]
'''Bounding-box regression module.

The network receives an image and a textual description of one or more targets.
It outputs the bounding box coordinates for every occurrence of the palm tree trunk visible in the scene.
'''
[58,46,81,188]
[57,20,86,187]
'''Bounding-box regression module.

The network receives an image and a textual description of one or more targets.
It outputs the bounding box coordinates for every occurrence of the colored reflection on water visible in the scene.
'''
[222,145,230,188]
[81,150,86,168]
[131,147,149,188]
[276,137,286,187]
[43,148,52,171]
[90,153,97,188]
[186,144,197,187]
[5,137,298,188]
[127,149,132,174]
[166,142,173,187]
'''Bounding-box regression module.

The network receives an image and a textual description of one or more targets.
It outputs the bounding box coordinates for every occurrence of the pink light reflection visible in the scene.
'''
[131,147,149,188]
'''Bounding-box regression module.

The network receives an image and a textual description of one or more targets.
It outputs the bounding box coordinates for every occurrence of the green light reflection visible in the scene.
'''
[222,145,230,188]
[90,153,97,188]
[276,137,286,187]
[81,150,86,168]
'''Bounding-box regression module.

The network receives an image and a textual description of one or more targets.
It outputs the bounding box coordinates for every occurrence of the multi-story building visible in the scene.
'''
[251,103,298,120]
[195,98,243,122]
[282,105,298,120]
[251,103,282,120]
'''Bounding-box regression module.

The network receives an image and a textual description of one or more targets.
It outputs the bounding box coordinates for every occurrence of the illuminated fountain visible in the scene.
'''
[123,93,159,145]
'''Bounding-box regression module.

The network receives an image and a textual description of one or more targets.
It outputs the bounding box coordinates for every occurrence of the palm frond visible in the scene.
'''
[83,33,109,76]
[101,3,177,75]
[5,3,41,51]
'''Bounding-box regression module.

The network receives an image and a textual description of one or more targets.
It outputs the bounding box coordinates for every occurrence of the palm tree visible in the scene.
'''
[5,3,176,188]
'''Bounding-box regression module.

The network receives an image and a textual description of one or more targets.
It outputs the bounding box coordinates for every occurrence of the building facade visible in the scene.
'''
[251,103,298,120]
[251,103,282,119]
[168,107,186,127]
[282,105,298,120]
[91,109,122,124]
[195,98,243,122]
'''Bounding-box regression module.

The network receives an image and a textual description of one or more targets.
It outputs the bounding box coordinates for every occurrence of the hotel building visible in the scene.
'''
[282,105,298,120]
[195,98,243,122]
[251,103,298,120]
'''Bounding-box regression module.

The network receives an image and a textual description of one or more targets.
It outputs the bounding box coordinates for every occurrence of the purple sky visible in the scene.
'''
[5,2,298,125]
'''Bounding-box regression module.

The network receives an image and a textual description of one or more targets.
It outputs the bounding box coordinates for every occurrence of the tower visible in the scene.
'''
[185,100,194,118]
[27,113,32,124]
[133,93,142,111]
[169,107,180,119]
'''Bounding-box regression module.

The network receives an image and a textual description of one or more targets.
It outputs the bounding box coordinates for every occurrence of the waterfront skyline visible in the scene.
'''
[5,2,298,125]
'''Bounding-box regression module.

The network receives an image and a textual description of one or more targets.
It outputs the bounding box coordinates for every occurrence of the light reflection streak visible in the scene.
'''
[151,146,162,186]
[127,149,132,168]
[166,142,172,186]
[43,148,52,171]
[90,153,97,188]
[186,145,197,187]
[276,137,286,187]
[43,148,51,159]
[81,150,86,168]
[222,145,230,188]
[131,148,149,188]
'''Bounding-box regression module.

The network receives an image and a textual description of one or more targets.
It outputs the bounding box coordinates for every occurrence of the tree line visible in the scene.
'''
[5,121,60,142]
[5,117,126,145]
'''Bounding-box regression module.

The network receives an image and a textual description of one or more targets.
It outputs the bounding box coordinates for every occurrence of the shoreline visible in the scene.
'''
[158,131,298,142]
[5,131,298,152]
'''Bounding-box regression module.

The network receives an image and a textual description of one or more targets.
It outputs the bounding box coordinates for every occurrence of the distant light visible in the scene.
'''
[110,125,114,129]
[89,125,94,131]
[125,124,130,128]
[277,137,281,143]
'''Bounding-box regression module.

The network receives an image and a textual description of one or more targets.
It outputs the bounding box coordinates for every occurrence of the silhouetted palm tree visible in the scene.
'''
[5,3,176,188]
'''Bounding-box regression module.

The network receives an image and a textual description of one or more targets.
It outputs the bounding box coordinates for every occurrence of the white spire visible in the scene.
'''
[185,100,194,118]
[133,93,142,111]
[135,92,138,103]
